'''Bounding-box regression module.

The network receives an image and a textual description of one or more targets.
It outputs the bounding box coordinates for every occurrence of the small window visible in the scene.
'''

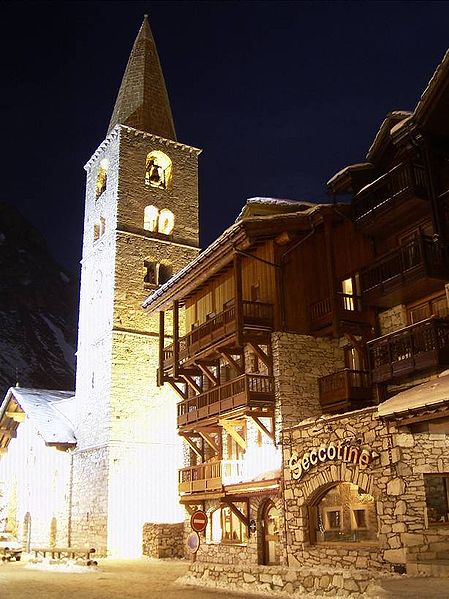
[145,150,172,189]
[324,508,342,530]
[144,260,172,288]
[144,205,159,232]
[95,159,108,199]
[424,474,449,525]
[341,276,360,311]
[158,208,175,235]
[352,508,367,529]
[94,216,106,242]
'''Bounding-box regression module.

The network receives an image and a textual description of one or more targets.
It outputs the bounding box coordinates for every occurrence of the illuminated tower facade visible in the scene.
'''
[72,17,200,556]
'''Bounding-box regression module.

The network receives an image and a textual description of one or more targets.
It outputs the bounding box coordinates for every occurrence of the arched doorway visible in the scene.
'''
[262,501,280,565]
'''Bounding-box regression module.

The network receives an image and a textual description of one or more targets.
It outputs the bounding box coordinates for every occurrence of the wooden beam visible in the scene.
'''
[233,253,243,347]
[220,350,244,375]
[181,374,203,395]
[173,300,179,378]
[6,412,25,423]
[180,434,204,460]
[222,498,249,527]
[158,310,165,387]
[250,415,275,442]
[196,361,219,386]
[247,342,272,371]
[166,378,188,400]
[199,432,220,455]
[219,420,247,450]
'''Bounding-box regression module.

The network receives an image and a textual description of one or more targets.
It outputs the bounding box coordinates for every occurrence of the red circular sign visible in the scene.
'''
[190,509,208,533]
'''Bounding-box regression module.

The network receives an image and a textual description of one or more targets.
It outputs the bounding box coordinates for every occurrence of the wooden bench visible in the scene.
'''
[31,546,97,565]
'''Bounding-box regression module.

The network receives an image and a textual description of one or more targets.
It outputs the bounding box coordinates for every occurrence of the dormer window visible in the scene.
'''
[96,159,108,199]
[145,150,172,189]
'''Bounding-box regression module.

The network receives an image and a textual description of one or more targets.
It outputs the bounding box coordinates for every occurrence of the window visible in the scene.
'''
[143,205,175,235]
[144,205,159,232]
[144,260,172,288]
[145,150,172,189]
[313,482,377,543]
[208,504,247,544]
[424,474,449,525]
[95,158,108,198]
[340,275,360,311]
[94,216,106,242]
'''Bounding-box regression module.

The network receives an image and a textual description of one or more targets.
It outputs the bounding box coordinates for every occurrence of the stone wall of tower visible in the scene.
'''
[72,124,200,556]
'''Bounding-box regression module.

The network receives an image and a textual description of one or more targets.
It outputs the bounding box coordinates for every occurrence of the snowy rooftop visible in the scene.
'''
[1,387,76,447]
[378,370,449,419]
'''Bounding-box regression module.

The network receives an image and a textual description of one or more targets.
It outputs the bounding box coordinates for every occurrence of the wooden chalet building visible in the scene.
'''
[143,49,449,586]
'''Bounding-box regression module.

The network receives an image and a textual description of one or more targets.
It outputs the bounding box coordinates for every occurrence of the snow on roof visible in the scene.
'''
[378,370,449,419]
[366,111,413,162]
[2,387,76,446]
[414,49,449,123]
[234,197,317,223]
[326,163,373,187]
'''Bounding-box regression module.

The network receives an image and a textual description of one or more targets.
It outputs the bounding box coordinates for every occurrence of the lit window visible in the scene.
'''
[145,150,172,189]
[96,158,108,198]
[341,275,361,312]
[314,482,377,543]
[144,205,159,232]
[94,216,106,242]
[208,505,247,544]
[158,208,175,235]
[424,474,449,524]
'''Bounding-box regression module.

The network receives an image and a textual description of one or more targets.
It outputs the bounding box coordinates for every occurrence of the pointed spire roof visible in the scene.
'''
[107,16,177,140]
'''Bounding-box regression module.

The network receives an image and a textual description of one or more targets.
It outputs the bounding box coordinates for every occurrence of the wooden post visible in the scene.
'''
[234,253,243,347]
[158,310,165,386]
[173,300,179,378]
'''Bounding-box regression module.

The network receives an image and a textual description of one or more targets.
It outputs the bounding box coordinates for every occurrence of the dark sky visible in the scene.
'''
[3,0,449,273]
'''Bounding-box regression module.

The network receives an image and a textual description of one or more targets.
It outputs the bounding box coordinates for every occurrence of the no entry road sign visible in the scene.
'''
[190,509,208,533]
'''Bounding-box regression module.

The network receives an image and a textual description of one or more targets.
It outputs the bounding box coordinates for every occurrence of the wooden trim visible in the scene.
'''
[220,350,244,376]
[181,374,203,395]
[166,378,187,400]
[247,342,272,372]
[173,300,179,378]
[196,361,219,385]
[180,433,204,460]
[158,310,165,387]
[250,415,275,442]
[219,420,247,450]
[199,432,220,456]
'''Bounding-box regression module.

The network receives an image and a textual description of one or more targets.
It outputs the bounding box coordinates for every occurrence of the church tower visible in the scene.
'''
[72,17,200,556]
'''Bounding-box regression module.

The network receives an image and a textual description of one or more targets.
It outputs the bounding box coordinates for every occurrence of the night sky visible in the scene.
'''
[3,0,449,274]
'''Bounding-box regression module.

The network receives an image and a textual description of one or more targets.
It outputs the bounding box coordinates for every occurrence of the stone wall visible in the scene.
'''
[378,305,408,336]
[142,522,184,558]
[282,407,449,571]
[272,332,344,435]
[183,562,378,597]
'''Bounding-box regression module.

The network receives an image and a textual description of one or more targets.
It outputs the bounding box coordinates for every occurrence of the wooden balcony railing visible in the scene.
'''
[177,374,274,426]
[318,369,371,412]
[178,459,244,494]
[352,162,428,223]
[163,300,274,368]
[360,236,449,303]
[368,317,449,384]
[309,293,370,333]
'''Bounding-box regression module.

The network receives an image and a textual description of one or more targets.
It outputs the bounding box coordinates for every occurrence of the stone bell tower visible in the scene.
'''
[71,16,200,556]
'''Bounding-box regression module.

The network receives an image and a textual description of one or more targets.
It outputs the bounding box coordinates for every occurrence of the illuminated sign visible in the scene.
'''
[288,442,372,480]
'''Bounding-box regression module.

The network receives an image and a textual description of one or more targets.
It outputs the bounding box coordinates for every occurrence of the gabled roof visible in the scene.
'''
[142,200,339,313]
[107,16,176,140]
[0,387,76,450]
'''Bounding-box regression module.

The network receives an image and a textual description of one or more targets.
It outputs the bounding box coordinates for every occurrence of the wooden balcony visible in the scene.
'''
[309,293,373,336]
[352,162,429,235]
[178,459,244,494]
[177,374,274,427]
[360,236,449,308]
[318,369,372,414]
[368,317,449,384]
[163,300,274,369]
